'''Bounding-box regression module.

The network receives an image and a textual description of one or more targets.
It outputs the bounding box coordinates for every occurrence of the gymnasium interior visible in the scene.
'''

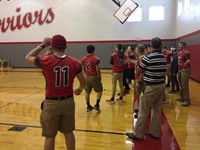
[0,0,200,150]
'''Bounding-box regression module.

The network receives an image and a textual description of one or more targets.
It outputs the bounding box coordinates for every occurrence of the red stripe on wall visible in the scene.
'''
[177,30,200,40]
[187,44,200,81]
[0,39,175,45]
[0,29,199,45]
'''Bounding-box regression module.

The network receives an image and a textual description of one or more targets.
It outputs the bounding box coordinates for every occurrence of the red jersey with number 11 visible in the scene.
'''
[81,54,100,76]
[35,54,82,97]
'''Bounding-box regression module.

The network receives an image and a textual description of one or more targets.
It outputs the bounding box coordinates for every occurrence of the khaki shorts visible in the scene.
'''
[40,97,75,138]
[85,75,103,93]
[166,64,170,76]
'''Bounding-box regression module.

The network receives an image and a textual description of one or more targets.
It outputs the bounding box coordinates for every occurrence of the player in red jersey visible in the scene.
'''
[82,45,103,112]
[25,35,86,150]
[162,46,172,104]
[125,44,145,136]
[124,46,136,93]
[133,45,145,118]
[177,42,191,106]
[126,45,145,119]
[162,46,172,87]
[107,44,125,104]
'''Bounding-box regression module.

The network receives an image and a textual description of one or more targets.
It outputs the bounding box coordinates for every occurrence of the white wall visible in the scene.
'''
[174,0,200,38]
[126,0,176,40]
[0,0,176,42]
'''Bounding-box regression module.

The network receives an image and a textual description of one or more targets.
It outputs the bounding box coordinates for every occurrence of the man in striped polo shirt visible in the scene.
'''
[126,37,166,140]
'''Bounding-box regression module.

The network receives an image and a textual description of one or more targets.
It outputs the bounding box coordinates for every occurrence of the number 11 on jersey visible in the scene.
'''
[54,66,69,87]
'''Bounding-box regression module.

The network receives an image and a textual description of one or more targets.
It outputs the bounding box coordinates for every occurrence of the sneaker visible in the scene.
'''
[176,98,184,102]
[106,99,115,104]
[116,97,124,103]
[182,101,190,106]
[87,106,93,112]
[168,91,175,94]
[134,113,138,119]
[125,132,144,140]
[118,99,124,103]
[124,90,129,94]
[94,105,100,112]
[163,99,168,104]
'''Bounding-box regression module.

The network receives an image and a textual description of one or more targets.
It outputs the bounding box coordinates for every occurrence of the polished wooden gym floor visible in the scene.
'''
[0,68,200,150]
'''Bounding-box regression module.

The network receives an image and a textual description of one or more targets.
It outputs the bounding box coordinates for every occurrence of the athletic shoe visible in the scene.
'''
[87,106,93,112]
[166,83,170,87]
[144,131,160,139]
[116,97,124,103]
[94,105,100,112]
[124,90,129,94]
[168,91,175,94]
[118,99,124,103]
[125,132,143,140]
[182,101,190,106]
[106,99,115,104]
[134,113,138,119]
[162,99,168,104]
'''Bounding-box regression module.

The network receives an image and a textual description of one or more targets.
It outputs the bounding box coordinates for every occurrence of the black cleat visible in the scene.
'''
[94,105,101,112]
[162,99,168,104]
[87,106,93,112]
[168,91,175,94]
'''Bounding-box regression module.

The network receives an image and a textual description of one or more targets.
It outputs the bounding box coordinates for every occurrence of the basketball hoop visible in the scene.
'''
[113,0,139,24]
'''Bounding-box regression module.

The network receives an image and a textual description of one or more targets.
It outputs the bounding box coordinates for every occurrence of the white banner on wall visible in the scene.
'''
[0,0,176,42]
[0,0,127,42]
[0,0,75,42]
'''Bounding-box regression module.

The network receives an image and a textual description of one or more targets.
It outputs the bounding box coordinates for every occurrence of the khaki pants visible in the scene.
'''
[112,73,124,98]
[135,83,165,138]
[178,68,191,102]
[134,79,145,110]
[135,79,145,97]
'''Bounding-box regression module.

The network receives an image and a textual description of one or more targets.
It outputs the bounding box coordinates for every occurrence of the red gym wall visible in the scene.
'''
[187,44,200,81]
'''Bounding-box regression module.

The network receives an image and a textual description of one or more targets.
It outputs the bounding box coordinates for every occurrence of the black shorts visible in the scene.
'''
[125,68,135,80]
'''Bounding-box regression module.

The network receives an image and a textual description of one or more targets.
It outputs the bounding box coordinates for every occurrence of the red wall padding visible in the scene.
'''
[187,44,200,81]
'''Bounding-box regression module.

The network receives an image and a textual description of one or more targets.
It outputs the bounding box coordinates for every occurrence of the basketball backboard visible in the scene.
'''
[113,0,139,24]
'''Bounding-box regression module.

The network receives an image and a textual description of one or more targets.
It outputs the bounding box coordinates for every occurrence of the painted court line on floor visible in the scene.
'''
[0,122,124,135]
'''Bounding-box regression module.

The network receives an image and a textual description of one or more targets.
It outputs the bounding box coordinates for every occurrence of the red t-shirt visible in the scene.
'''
[35,54,82,97]
[127,53,136,69]
[110,51,125,73]
[81,54,100,76]
[164,52,172,64]
[177,50,191,70]
[135,55,144,79]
